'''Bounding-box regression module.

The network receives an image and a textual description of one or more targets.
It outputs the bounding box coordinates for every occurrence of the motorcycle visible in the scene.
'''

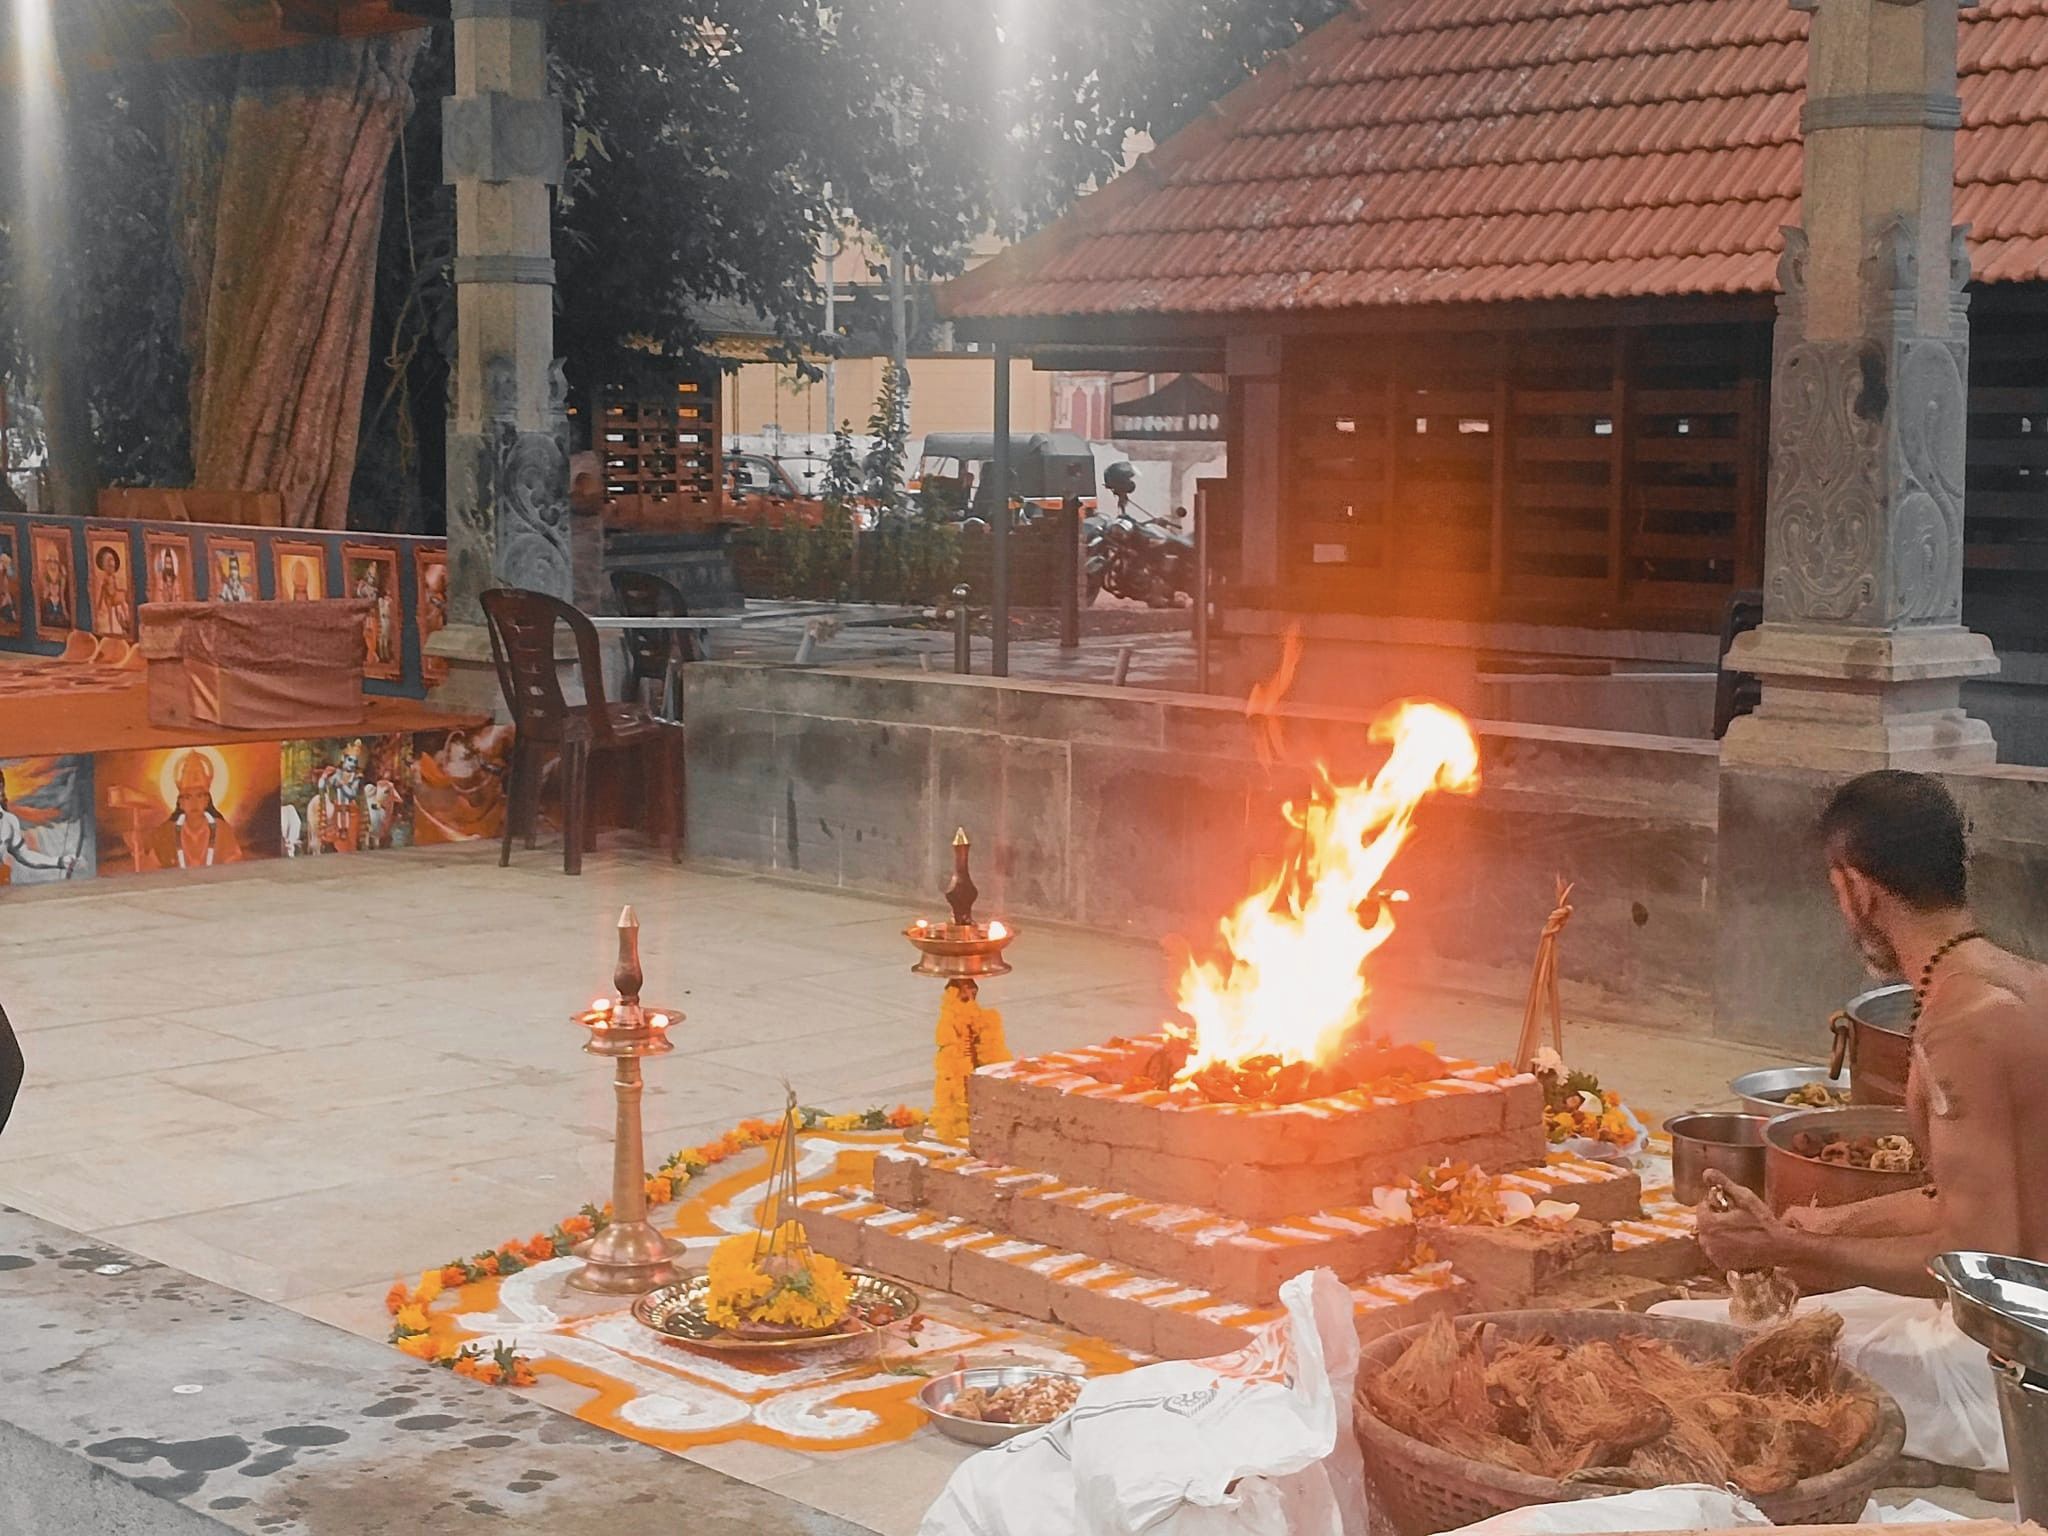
[1088,501,1194,608]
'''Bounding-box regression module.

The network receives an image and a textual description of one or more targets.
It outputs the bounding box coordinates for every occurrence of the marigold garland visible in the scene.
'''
[932,984,1008,1144]
[386,1102,925,1382]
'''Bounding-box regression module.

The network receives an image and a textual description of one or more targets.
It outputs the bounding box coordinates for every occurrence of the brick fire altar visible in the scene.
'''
[800,1036,1700,1360]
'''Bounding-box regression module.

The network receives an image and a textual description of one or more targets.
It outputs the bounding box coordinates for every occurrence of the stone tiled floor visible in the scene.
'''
[0,844,1982,1532]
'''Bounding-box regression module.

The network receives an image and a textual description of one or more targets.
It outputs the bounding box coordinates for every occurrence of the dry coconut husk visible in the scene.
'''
[1732,1310,1843,1399]
[1359,1311,1877,1498]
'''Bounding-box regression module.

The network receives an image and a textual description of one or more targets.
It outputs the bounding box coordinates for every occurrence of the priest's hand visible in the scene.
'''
[1695,1170,1793,1273]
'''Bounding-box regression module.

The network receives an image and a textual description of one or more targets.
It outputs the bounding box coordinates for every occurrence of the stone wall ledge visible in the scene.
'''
[0,1205,868,1536]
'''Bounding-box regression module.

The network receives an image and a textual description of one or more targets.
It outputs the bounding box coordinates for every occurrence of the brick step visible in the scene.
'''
[872,1139,1646,1305]
[795,1183,1468,1360]
[1520,1268,1683,1314]
[1607,1196,1703,1282]
[968,1050,1551,1220]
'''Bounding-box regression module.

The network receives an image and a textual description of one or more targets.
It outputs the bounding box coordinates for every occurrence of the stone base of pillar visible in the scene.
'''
[1722,623,1999,772]
[427,621,606,723]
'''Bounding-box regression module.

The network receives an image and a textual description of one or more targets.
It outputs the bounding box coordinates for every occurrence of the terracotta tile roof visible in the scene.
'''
[942,0,2048,323]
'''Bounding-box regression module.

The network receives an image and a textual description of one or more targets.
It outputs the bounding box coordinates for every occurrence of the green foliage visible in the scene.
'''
[822,421,862,506]
[862,362,910,514]
[733,505,959,606]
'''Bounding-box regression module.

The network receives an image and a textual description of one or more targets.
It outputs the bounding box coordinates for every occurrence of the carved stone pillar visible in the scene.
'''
[428,0,573,715]
[1715,0,1993,1049]
[1722,0,1995,773]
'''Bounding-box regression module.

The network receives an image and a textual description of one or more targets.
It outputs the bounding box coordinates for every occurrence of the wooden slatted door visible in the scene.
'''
[1964,310,2048,655]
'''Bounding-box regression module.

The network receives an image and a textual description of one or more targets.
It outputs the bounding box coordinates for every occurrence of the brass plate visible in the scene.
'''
[632,1270,920,1353]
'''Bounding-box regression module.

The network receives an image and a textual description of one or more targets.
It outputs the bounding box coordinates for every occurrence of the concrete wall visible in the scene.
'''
[684,664,1723,1030]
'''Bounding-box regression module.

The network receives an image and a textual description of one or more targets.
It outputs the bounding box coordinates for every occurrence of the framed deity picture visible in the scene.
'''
[414,545,449,685]
[86,529,137,639]
[206,535,258,603]
[143,529,196,607]
[0,523,23,639]
[342,543,403,682]
[273,540,328,604]
[29,523,78,635]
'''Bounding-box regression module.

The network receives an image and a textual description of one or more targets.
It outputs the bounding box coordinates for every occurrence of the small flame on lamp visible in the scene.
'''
[650,1013,668,1029]
[912,918,929,931]
[987,919,1009,940]
[592,997,612,1012]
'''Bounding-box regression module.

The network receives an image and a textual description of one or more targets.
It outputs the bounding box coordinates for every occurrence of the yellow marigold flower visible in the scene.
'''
[415,1270,444,1304]
[396,1332,437,1360]
[394,1304,430,1334]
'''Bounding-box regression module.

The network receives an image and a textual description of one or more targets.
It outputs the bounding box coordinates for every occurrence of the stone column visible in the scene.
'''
[1723,0,1994,773]
[1716,0,1994,1047]
[428,0,572,714]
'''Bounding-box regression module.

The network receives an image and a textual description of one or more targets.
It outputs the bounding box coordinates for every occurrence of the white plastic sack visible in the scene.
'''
[1439,1485,1770,1536]
[1652,1287,2007,1473]
[920,1268,1365,1536]
[1437,1487,1967,1536]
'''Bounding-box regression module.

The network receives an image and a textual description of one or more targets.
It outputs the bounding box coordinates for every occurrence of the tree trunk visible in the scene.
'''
[173,33,424,530]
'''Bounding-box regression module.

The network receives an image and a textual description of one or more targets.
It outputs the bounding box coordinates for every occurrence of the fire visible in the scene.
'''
[1173,700,1480,1085]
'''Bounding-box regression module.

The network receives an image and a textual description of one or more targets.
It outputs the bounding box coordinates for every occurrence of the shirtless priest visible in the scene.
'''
[1661,769,2044,1474]
[1696,769,2047,1289]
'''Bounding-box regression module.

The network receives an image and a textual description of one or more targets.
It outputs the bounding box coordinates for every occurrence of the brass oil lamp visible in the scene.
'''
[568,906,684,1295]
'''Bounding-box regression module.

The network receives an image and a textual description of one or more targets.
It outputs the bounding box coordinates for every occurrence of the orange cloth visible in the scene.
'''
[141,599,370,731]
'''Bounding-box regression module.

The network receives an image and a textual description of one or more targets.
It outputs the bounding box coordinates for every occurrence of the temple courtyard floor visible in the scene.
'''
[0,846,2008,1532]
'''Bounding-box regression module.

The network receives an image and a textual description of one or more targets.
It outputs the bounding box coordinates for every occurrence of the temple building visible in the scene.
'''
[940,0,2048,758]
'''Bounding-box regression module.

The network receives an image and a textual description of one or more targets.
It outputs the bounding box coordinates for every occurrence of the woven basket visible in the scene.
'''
[1353,1309,1906,1536]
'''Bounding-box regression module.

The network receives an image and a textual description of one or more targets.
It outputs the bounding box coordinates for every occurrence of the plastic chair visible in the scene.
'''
[479,586,682,875]
[610,568,695,721]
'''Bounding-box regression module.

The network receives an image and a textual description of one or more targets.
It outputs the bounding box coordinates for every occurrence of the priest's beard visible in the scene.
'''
[1849,909,1902,979]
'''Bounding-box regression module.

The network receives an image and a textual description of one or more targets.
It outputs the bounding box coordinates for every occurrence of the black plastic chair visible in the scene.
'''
[611,568,694,722]
[479,586,682,875]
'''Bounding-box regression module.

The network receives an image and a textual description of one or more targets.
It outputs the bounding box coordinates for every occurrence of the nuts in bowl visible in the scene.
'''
[919,1365,1086,1446]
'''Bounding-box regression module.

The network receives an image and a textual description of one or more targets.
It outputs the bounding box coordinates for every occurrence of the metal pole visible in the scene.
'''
[991,344,1012,677]
[952,585,972,674]
[822,200,837,435]
[1058,495,1080,651]
[1194,486,1210,694]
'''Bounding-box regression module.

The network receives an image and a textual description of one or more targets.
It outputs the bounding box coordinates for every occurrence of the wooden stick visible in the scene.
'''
[1515,879,1575,1071]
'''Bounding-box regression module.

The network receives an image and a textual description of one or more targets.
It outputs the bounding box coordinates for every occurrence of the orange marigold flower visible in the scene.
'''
[472,1361,504,1386]
[396,1333,437,1360]
[561,1215,593,1239]
[385,1280,410,1315]
[451,1356,480,1379]
[477,1255,500,1276]
[440,1265,468,1289]
[509,1361,539,1387]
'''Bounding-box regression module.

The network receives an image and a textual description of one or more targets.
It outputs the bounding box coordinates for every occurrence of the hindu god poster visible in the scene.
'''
[280,734,415,856]
[95,744,283,876]
[0,754,95,886]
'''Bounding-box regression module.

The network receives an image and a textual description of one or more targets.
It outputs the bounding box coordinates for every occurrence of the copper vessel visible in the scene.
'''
[1825,983,1914,1106]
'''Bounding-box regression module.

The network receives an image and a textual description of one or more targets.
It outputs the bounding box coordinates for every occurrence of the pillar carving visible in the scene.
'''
[1722,0,1995,772]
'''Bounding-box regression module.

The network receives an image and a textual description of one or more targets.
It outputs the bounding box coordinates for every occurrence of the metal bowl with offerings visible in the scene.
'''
[1764,1105,1928,1214]
[1826,983,1914,1105]
[1730,1065,1854,1118]
[1664,1111,1769,1205]
[918,1365,1085,1446]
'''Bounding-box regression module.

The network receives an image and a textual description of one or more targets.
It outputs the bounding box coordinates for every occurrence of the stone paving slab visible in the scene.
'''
[0,1205,869,1536]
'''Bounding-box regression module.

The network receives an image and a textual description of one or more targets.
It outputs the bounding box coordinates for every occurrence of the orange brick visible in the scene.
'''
[1050,1270,1170,1356]
[859,1212,963,1291]
[1106,1145,1221,1209]
[1427,1219,1612,1308]
[1153,1303,1258,1360]
[950,1239,1065,1320]
[871,1144,928,1209]
[1011,1122,1113,1187]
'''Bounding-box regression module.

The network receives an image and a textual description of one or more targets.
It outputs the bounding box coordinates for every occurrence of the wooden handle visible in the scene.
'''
[1827,1010,1852,1078]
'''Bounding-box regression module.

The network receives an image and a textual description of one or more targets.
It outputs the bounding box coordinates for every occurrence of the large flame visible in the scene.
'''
[1174,700,1480,1081]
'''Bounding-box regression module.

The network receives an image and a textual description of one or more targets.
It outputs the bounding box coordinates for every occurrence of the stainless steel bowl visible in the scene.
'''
[1730,1065,1855,1118]
[918,1365,1085,1447]
[1931,1252,2048,1378]
[1765,1105,1928,1214]
[1664,1111,1770,1205]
